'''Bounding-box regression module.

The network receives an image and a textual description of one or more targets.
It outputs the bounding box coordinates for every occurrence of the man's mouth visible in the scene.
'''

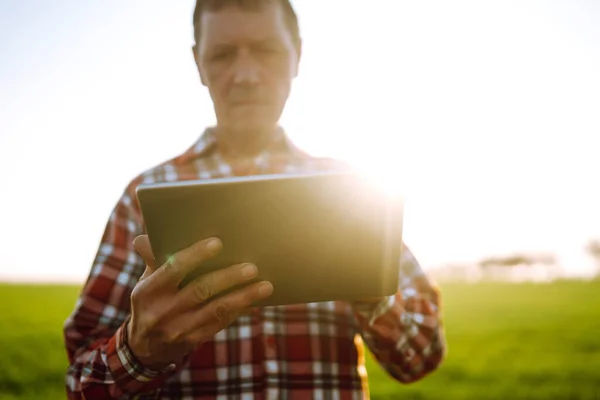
[231,100,265,106]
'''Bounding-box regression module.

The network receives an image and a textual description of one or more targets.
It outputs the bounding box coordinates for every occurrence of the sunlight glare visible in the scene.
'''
[350,157,406,201]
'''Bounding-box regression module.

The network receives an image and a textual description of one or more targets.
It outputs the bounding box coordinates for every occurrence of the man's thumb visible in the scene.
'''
[133,235,159,279]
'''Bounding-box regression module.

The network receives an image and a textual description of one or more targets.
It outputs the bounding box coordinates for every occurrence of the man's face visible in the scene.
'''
[194,3,300,135]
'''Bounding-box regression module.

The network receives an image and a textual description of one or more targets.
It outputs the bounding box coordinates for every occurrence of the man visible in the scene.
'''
[63,0,446,398]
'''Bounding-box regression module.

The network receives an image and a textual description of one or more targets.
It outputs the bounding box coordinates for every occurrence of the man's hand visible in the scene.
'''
[126,235,273,370]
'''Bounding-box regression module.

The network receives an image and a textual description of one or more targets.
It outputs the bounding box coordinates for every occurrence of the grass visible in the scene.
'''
[1,280,599,399]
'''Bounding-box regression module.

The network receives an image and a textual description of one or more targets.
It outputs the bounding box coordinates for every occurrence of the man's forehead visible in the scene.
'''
[199,3,289,47]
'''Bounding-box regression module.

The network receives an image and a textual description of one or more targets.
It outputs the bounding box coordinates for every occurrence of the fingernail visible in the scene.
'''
[258,282,273,296]
[206,238,221,253]
[241,263,257,279]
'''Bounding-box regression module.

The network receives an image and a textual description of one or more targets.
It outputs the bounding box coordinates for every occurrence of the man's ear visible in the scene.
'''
[293,39,302,78]
[191,45,207,86]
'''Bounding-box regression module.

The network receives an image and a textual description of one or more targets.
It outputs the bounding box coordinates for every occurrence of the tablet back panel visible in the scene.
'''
[136,172,404,307]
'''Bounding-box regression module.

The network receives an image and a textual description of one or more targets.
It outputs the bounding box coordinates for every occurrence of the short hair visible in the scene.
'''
[193,0,301,48]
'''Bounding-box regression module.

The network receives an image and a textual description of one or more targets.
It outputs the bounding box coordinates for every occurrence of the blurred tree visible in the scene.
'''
[479,253,556,269]
[586,239,600,259]
[585,239,600,275]
[478,252,558,282]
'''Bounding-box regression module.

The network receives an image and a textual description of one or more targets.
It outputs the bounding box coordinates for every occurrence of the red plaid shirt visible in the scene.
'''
[63,128,446,399]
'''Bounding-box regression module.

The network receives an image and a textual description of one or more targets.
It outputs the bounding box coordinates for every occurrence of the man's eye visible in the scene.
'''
[256,45,281,53]
[212,52,234,61]
[255,47,282,58]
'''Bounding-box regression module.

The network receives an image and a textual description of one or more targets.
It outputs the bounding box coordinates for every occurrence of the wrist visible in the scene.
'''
[124,317,175,372]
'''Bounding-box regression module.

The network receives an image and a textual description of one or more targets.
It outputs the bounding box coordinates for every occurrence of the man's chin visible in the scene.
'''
[225,106,280,130]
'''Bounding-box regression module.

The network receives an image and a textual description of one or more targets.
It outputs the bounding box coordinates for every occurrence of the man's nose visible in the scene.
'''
[233,50,260,85]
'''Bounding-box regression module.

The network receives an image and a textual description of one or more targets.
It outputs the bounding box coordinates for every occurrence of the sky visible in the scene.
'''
[1,0,600,282]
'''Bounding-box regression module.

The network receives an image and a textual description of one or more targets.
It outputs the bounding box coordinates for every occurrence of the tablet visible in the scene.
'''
[135,171,404,307]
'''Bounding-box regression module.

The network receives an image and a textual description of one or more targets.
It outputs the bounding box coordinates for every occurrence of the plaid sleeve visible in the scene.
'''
[352,245,447,383]
[63,184,175,399]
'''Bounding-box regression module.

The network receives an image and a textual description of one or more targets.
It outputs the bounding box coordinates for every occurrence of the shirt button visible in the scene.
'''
[267,337,276,347]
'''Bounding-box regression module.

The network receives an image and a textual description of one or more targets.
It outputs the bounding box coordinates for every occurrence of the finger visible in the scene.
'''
[138,265,154,282]
[184,309,246,348]
[187,281,273,333]
[133,235,157,271]
[178,262,260,307]
[133,235,160,282]
[156,306,247,357]
[159,237,223,286]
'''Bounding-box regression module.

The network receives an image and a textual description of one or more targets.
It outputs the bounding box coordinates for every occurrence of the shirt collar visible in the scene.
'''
[174,125,307,165]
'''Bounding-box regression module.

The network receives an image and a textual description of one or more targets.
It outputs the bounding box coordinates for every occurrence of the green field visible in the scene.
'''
[1,280,599,399]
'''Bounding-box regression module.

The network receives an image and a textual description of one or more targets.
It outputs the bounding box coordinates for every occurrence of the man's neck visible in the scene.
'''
[214,126,279,160]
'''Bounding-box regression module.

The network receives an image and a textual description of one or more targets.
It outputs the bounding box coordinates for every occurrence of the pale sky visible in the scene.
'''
[1,0,599,282]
